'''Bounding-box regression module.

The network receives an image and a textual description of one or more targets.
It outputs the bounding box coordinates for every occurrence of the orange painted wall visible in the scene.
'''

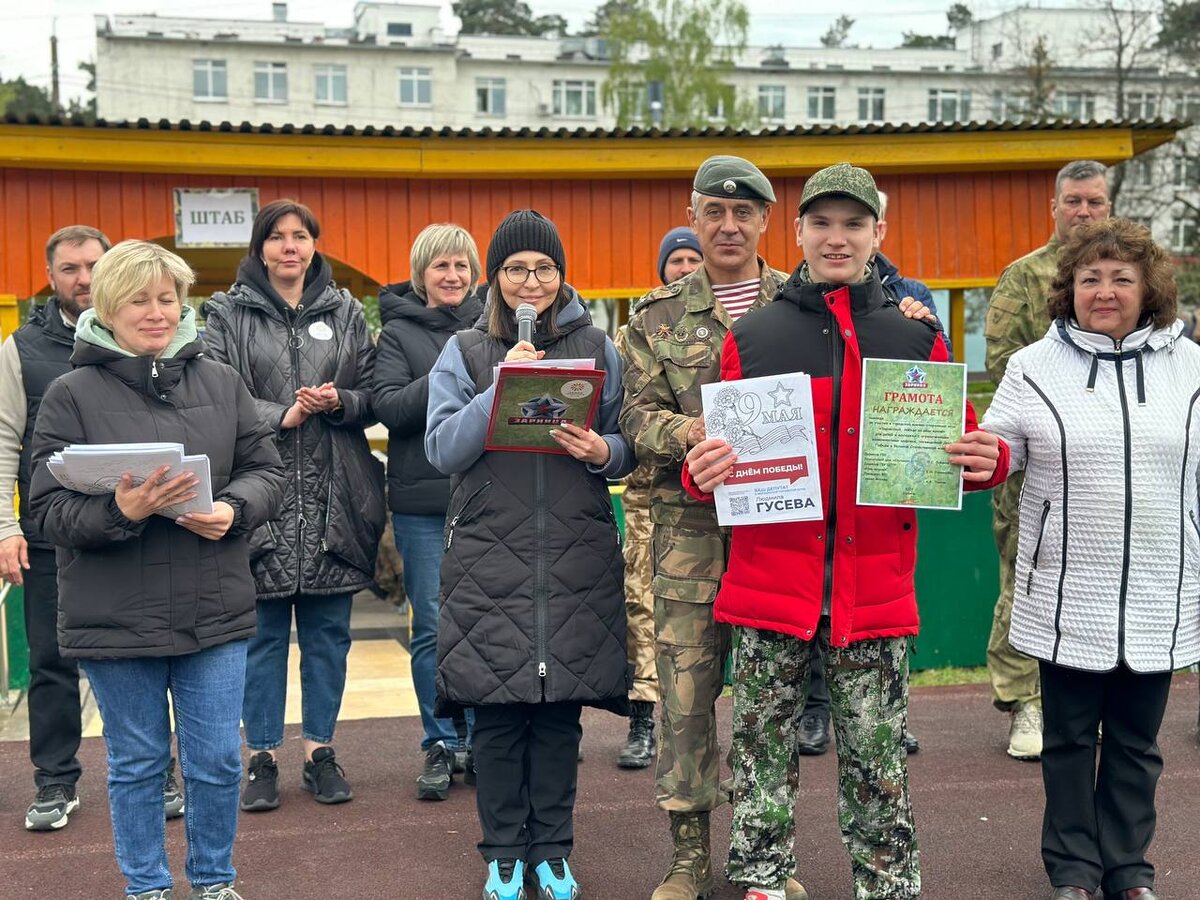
[0,167,1056,298]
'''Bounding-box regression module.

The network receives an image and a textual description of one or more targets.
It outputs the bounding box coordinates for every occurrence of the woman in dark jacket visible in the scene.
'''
[202,199,385,811]
[29,240,284,900]
[425,210,634,900]
[371,223,484,801]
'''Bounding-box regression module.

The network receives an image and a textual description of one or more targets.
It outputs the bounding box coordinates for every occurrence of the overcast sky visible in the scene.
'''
[3,0,1079,103]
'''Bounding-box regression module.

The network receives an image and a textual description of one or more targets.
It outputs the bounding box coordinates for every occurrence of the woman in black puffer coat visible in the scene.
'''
[202,199,385,811]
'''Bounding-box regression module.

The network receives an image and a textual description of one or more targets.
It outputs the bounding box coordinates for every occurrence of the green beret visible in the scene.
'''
[798,162,880,218]
[693,155,776,204]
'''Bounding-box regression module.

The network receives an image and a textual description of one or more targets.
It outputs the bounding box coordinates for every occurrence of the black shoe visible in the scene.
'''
[903,730,920,755]
[796,713,830,755]
[417,741,454,801]
[163,756,185,819]
[240,751,280,812]
[25,782,80,831]
[463,748,477,787]
[618,700,657,769]
[303,746,353,804]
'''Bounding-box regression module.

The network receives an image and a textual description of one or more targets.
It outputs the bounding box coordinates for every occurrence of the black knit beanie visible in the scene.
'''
[485,210,566,283]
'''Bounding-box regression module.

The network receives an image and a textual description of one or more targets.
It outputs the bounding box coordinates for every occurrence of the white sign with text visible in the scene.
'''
[173,188,259,248]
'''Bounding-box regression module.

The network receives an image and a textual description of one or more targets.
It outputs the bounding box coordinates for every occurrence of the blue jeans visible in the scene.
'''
[81,640,247,895]
[242,593,352,749]
[393,513,471,751]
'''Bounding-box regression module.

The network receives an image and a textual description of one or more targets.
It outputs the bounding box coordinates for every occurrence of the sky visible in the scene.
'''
[1,0,1079,104]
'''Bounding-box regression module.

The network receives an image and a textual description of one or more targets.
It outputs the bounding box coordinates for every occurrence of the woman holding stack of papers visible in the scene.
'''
[28,240,285,900]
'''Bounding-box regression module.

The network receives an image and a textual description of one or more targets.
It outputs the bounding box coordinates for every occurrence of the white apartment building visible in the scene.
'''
[93,2,1196,251]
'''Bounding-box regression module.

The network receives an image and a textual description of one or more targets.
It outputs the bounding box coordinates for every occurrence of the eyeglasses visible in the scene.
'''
[501,264,560,285]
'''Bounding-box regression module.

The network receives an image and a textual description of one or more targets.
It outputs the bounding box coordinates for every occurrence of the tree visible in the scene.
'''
[900,33,954,49]
[580,0,640,37]
[453,0,566,36]
[946,2,974,34]
[0,76,54,118]
[1158,1,1200,70]
[820,15,855,49]
[600,0,757,129]
[1015,34,1057,120]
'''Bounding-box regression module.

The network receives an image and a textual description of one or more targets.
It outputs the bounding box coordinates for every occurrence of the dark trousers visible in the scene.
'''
[801,642,831,719]
[473,702,582,869]
[1039,659,1171,895]
[23,546,82,788]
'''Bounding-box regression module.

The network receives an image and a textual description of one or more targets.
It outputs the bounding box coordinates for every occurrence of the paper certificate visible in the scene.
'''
[700,373,824,526]
[484,366,606,454]
[856,358,968,510]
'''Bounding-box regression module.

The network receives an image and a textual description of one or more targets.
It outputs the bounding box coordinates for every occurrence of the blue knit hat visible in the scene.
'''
[657,227,703,284]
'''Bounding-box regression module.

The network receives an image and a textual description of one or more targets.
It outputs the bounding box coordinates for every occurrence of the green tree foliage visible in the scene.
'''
[820,15,855,49]
[899,2,972,50]
[1158,1,1200,69]
[453,0,566,36]
[580,0,640,37]
[600,0,757,129]
[946,3,974,33]
[0,76,54,118]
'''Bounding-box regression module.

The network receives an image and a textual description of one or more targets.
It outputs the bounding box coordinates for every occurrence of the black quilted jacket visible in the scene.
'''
[201,254,386,599]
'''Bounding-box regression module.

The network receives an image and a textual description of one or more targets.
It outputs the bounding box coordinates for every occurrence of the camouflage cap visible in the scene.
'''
[693,155,776,204]
[798,162,881,218]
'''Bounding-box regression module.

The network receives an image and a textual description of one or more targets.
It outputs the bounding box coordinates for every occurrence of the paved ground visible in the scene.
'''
[3,678,1199,899]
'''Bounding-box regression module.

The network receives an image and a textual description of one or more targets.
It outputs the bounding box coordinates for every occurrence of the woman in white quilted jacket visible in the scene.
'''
[982,217,1199,900]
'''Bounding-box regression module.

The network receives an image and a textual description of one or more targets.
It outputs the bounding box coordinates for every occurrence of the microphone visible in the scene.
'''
[516,303,537,346]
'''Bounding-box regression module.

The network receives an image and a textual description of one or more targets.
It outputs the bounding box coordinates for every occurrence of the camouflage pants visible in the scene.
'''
[988,473,1041,711]
[728,621,920,899]
[624,501,658,704]
[653,523,731,813]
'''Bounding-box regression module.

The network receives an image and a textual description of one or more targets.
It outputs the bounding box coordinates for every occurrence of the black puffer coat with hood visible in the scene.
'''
[202,253,386,600]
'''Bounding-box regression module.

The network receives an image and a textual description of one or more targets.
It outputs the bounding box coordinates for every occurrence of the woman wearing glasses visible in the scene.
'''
[425,210,634,900]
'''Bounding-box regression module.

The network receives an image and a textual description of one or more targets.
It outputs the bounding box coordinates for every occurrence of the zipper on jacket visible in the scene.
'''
[534,455,549,689]
[444,481,492,551]
[318,478,334,556]
[1026,500,1052,596]
[821,306,843,619]
[289,322,305,591]
[1114,355,1134,661]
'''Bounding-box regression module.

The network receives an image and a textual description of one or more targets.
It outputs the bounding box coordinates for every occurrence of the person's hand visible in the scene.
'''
[947,430,1000,482]
[281,400,311,429]
[551,421,610,465]
[685,437,737,493]
[504,341,545,363]
[176,501,236,540]
[0,534,29,586]
[898,296,936,322]
[296,382,340,414]
[685,416,706,448]
[115,466,198,522]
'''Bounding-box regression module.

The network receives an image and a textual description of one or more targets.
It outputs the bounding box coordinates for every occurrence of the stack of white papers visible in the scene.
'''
[47,442,214,519]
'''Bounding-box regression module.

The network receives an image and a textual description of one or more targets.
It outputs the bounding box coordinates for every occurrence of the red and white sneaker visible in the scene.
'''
[744,890,786,900]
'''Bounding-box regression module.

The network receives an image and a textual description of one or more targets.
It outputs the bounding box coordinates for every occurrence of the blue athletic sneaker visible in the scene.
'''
[534,859,580,900]
[482,858,525,900]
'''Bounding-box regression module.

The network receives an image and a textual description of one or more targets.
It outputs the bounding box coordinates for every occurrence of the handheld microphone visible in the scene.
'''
[516,303,537,346]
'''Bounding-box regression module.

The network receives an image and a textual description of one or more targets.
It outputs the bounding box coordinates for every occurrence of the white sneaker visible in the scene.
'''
[1007,703,1043,760]
[744,890,787,900]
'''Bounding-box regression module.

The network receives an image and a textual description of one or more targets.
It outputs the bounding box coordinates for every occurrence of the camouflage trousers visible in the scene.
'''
[988,472,1041,711]
[624,501,658,704]
[728,621,920,899]
[653,523,731,813]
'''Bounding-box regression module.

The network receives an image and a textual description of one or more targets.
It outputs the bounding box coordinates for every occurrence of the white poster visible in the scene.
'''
[173,188,259,248]
[700,372,824,526]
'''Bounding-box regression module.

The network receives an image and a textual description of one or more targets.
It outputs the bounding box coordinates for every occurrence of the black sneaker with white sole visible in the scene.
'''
[164,756,185,819]
[302,746,353,804]
[240,751,280,812]
[417,741,454,801]
[26,782,80,831]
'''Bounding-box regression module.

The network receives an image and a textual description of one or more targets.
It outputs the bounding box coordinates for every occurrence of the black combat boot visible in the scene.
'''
[617,700,657,769]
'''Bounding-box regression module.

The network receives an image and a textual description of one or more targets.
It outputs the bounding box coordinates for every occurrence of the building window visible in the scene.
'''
[806,86,836,122]
[991,42,1003,60]
[613,83,648,123]
[1173,155,1199,190]
[708,86,736,122]
[992,90,1027,122]
[1173,215,1198,253]
[928,88,971,123]
[1175,94,1200,121]
[192,59,227,100]
[552,80,597,118]
[1132,156,1155,188]
[476,77,506,116]
[858,87,885,123]
[1125,91,1158,120]
[1054,90,1096,121]
[254,62,288,103]
[387,22,413,36]
[398,67,432,106]
[758,85,786,123]
[314,64,347,105]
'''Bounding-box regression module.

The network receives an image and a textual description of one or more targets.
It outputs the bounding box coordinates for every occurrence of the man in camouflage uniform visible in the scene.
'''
[684,162,1005,900]
[983,159,1110,761]
[620,156,802,900]
[614,230,706,771]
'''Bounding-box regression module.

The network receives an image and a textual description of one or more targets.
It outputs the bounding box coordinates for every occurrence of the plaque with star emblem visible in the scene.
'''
[484,363,607,454]
[857,357,968,509]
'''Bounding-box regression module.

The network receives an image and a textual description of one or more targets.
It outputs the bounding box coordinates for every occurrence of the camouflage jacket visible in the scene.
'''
[619,260,789,528]
[984,236,1062,386]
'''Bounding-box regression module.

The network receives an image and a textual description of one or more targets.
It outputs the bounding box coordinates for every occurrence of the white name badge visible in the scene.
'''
[308,321,333,341]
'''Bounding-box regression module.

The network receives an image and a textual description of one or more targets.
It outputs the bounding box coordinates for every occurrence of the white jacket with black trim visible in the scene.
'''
[982,317,1200,673]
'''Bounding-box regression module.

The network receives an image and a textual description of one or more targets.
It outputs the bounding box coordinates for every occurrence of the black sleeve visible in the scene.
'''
[371,322,430,438]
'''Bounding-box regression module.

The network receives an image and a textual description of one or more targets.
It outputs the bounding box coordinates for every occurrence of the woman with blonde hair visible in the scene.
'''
[29,240,284,900]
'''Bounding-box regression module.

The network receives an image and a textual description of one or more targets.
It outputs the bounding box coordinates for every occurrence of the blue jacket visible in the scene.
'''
[876,252,952,359]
